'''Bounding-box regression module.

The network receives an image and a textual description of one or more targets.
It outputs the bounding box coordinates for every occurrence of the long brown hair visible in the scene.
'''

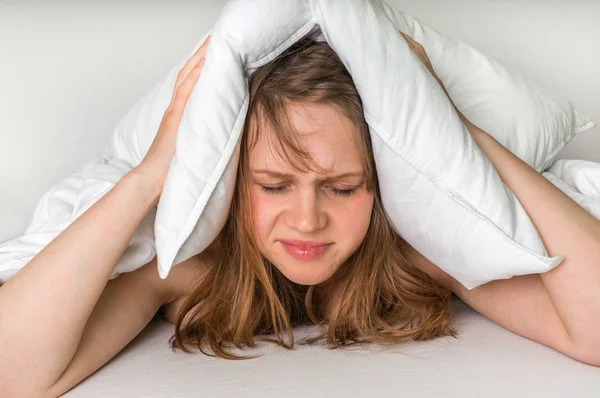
[169,36,458,360]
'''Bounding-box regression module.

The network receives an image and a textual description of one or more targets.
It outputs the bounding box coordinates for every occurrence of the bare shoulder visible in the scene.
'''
[135,252,208,309]
[403,241,459,293]
[161,254,211,304]
[153,255,208,325]
[159,240,221,323]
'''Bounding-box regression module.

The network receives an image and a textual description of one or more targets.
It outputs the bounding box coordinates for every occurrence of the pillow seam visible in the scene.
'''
[363,111,556,264]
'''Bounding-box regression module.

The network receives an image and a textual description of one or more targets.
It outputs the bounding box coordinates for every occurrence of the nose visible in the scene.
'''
[285,187,327,233]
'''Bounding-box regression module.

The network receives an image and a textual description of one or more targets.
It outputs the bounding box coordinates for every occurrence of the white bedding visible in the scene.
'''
[1,0,597,291]
[1,158,599,283]
[64,298,600,397]
[542,159,600,219]
[2,1,600,396]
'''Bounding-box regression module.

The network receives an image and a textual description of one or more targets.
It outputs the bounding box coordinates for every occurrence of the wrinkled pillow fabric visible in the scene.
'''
[1,0,595,290]
[0,157,157,282]
[381,2,595,174]
[106,0,583,289]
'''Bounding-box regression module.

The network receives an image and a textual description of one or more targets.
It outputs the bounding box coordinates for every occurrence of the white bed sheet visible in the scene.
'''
[542,159,600,219]
[64,298,600,397]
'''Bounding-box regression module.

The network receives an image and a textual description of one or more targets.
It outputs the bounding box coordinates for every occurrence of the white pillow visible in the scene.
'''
[1,0,595,290]
[380,2,595,174]
[110,0,596,289]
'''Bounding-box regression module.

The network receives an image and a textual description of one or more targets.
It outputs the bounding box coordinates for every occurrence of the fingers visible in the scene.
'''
[400,31,431,65]
[167,56,205,115]
[167,34,211,113]
[400,31,413,47]
[400,31,423,50]
[175,35,211,90]
[400,31,443,87]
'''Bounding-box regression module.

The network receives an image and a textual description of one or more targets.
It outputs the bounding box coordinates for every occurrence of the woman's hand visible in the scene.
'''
[400,32,446,92]
[400,32,468,124]
[133,35,211,199]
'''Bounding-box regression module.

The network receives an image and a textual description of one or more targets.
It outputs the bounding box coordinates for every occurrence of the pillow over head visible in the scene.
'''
[106,0,594,289]
[2,0,594,289]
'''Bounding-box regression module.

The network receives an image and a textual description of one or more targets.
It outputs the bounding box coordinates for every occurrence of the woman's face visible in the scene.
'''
[248,102,375,286]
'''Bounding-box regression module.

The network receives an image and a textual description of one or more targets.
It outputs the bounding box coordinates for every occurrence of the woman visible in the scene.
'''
[1,32,600,397]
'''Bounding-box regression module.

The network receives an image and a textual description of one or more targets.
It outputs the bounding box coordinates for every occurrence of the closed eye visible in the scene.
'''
[259,185,357,197]
[330,187,357,197]
[260,185,287,195]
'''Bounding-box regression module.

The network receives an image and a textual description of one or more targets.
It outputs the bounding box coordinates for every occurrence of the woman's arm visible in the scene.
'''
[45,258,168,398]
[43,254,206,398]
[401,32,600,365]
[0,35,210,397]
[465,121,600,364]
[0,171,161,397]
[407,122,600,367]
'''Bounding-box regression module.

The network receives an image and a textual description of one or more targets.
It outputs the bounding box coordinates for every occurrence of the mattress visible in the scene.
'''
[64,297,600,397]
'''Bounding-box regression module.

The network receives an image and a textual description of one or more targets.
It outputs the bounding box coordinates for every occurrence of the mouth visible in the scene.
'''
[279,240,331,261]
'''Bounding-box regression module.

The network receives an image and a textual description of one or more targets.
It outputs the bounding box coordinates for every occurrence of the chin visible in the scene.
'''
[273,258,334,286]
[286,273,328,286]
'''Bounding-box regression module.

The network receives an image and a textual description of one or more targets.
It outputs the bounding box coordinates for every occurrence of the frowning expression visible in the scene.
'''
[248,102,375,286]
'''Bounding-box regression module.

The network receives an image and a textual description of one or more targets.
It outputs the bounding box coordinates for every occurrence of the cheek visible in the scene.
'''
[249,188,276,239]
[249,188,375,241]
[333,193,375,237]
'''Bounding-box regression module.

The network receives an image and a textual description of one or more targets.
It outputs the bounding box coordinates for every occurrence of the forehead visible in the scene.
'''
[249,102,362,173]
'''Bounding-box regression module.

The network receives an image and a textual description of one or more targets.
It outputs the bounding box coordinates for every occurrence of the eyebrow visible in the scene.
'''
[252,169,365,181]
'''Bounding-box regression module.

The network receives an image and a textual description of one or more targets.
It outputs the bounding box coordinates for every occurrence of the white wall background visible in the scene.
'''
[0,0,599,243]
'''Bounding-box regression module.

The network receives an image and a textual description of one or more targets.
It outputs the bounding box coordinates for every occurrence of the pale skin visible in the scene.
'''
[249,102,375,290]
[1,33,600,397]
